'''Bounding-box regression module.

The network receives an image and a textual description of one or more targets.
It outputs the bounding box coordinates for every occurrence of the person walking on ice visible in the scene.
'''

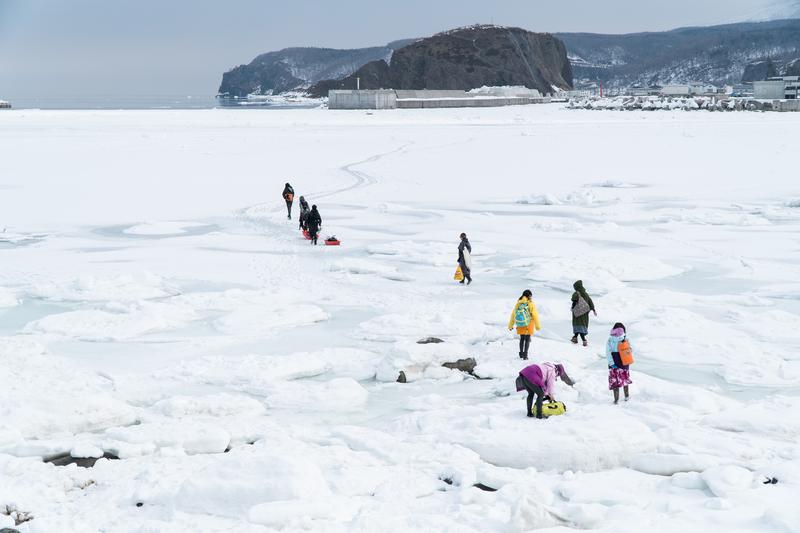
[516,362,574,418]
[282,182,295,220]
[306,205,322,245]
[457,233,472,285]
[298,196,310,230]
[508,289,541,360]
[570,280,596,346]
[606,323,634,404]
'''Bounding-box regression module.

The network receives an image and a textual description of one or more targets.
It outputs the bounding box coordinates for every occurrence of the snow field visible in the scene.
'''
[0,106,798,531]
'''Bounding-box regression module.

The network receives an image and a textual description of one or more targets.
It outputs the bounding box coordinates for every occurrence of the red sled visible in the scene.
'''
[324,237,341,246]
[302,229,312,240]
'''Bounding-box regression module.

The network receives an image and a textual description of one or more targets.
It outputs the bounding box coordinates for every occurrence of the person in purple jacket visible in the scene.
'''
[516,362,574,418]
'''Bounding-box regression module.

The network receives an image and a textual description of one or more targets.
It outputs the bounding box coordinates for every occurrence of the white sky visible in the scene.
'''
[0,0,797,98]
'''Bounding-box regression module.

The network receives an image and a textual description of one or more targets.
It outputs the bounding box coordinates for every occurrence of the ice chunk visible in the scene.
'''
[701,465,754,497]
[214,304,328,335]
[103,421,231,457]
[153,394,266,418]
[175,452,330,518]
[629,453,720,475]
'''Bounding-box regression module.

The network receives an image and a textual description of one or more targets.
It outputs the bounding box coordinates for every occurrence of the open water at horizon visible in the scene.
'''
[0,94,319,110]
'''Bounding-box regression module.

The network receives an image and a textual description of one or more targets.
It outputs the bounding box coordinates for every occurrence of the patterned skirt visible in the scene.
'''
[608,367,632,390]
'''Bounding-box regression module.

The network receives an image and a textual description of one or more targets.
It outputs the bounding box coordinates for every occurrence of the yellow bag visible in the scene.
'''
[532,401,567,417]
[454,265,464,281]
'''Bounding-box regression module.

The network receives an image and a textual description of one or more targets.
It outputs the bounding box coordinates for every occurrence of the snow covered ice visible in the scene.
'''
[0,106,799,532]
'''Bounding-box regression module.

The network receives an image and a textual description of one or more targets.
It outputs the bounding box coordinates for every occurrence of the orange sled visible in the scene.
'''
[325,237,341,246]
[302,229,312,240]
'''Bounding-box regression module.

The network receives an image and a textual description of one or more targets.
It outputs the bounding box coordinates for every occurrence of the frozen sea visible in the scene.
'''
[0,105,799,532]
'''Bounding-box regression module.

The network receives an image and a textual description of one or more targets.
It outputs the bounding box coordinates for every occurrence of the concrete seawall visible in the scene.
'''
[329,90,550,110]
[397,96,541,108]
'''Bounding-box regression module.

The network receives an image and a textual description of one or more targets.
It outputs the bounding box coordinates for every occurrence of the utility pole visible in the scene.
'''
[357,77,360,91]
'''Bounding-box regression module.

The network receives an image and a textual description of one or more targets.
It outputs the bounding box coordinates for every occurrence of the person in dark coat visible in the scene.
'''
[282,183,295,220]
[570,280,596,346]
[457,233,472,285]
[298,196,310,230]
[306,205,322,245]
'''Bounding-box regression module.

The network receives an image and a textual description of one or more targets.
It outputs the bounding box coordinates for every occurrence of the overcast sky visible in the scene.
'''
[1,0,798,99]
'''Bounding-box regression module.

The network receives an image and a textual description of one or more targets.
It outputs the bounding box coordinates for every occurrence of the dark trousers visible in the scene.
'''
[521,376,545,418]
[458,260,471,281]
[519,335,531,357]
[285,200,293,219]
[309,226,319,245]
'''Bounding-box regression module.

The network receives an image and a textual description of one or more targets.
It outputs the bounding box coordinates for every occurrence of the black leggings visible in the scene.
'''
[521,376,545,418]
[309,227,319,245]
[574,333,586,341]
[285,200,293,218]
[519,335,531,356]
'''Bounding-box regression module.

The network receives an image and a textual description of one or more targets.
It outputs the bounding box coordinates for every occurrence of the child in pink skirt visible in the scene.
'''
[606,323,633,404]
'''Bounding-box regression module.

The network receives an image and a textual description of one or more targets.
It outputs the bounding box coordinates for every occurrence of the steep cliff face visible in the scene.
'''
[308,26,573,97]
[218,41,415,97]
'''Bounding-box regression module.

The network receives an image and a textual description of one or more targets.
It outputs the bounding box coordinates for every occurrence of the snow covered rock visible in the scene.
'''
[376,341,474,382]
[442,358,477,375]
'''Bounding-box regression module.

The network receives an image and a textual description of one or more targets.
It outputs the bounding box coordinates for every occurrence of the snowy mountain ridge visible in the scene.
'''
[557,18,800,88]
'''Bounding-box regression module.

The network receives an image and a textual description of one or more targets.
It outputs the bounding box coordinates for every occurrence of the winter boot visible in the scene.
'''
[570,335,578,344]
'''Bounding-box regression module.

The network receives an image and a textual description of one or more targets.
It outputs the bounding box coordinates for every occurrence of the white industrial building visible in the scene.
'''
[661,83,716,97]
[753,77,800,100]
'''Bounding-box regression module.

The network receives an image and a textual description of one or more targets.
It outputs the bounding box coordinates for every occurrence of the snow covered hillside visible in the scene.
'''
[0,106,799,532]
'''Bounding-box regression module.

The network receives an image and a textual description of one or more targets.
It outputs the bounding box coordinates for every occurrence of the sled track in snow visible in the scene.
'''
[313,142,413,201]
[235,142,412,232]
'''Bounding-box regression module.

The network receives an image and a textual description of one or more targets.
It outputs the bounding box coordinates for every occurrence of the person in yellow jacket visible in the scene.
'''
[508,289,541,360]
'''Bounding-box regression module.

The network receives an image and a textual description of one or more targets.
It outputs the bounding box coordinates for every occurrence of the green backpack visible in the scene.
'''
[515,302,532,328]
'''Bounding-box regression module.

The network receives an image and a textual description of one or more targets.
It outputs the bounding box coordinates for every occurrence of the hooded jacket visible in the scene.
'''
[282,184,294,201]
[518,362,558,398]
[508,296,541,335]
[306,207,322,230]
[606,328,629,369]
[571,280,595,328]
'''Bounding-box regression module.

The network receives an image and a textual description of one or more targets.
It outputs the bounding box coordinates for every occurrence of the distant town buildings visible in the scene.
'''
[753,77,800,100]
[0,100,11,109]
[660,83,717,97]
[626,85,662,97]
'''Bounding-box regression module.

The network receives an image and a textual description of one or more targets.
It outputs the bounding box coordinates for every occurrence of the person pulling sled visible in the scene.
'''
[306,205,322,245]
[298,196,310,230]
